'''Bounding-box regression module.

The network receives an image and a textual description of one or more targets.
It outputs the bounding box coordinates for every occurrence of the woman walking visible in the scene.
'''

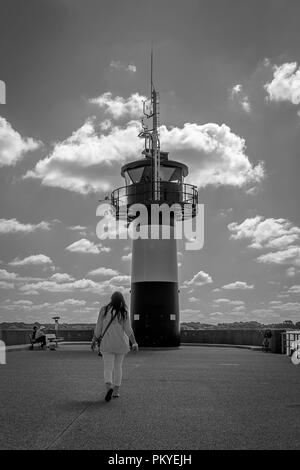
[92,291,138,402]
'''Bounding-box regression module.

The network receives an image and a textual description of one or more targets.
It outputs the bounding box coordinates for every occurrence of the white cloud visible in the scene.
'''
[65,238,111,254]
[286,267,299,277]
[122,252,132,262]
[19,274,130,295]
[184,270,213,286]
[188,297,200,303]
[214,298,245,305]
[24,93,264,195]
[0,218,50,234]
[0,269,17,280]
[0,116,41,167]
[127,64,137,73]
[229,216,300,268]
[88,267,119,277]
[109,61,137,73]
[89,92,146,119]
[19,278,101,294]
[229,216,300,250]
[257,246,300,268]
[24,119,142,194]
[230,85,251,113]
[56,299,86,307]
[271,302,300,311]
[232,305,245,312]
[222,281,254,290]
[9,254,53,267]
[251,309,275,316]
[69,225,87,231]
[50,273,75,282]
[241,97,251,113]
[160,123,263,188]
[231,84,242,97]
[287,285,300,294]
[265,62,300,105]
[0,281,14,289]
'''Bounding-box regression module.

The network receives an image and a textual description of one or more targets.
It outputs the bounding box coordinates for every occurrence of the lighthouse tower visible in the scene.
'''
[111,56,198,347]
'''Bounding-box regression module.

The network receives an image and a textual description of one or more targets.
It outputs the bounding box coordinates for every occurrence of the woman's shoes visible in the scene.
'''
[112,386,120,398]
[105,388,113,402]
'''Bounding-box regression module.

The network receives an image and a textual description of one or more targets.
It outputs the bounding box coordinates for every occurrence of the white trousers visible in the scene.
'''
[102,352,125,386]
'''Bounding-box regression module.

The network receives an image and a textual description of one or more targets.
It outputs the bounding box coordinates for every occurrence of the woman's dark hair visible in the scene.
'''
[104,291,128,322]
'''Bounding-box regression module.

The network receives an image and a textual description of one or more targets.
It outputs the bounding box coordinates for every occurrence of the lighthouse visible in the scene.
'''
[111,56,198,347]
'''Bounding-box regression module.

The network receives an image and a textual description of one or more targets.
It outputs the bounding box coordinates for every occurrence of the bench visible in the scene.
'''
[28,334,64,350]
[46,334,64,348]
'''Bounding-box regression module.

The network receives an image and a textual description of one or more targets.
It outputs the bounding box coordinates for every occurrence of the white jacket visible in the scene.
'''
[94,306,134,354]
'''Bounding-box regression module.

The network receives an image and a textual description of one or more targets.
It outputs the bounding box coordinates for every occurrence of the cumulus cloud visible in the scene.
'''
[265,62,300,105]
[9,254,53,266]
[288,285,300,294]
[222,281,254,290]
[88,267,119,277]
[230,85,251,113]
[0,116,41,167]
[0,281,14,289]
[24,119,142,194]
[69,225,87,231]
[231,84,242,97]
[214,298,245,305]
[49,273,75,282]
[286,267,298,277]
[122,252,132,262]
[184,270,213,286]
[0,269,17,280]
[160,123,263,188]
[0,218,50,234]
[89,92,146,119]
[229,215,300,268]
[24,93,264,194]
[257,246,300,267]
[65,238,111,254]
[271,302,300,311]
[228,216,300,250]
[19,274,130,296]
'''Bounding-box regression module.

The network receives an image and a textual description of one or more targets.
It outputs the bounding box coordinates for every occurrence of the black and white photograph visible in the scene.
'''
[0,0,300,455]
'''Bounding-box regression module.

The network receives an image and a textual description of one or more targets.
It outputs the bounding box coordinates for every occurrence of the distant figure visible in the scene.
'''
[32,325,46,348]
[92,291,138,401]
[262,329,272,352]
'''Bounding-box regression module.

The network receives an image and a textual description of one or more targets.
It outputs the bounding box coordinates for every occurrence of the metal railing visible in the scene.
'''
[110,181,198,221]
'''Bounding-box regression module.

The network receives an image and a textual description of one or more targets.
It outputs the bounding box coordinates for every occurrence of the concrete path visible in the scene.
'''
[0,345,299,449]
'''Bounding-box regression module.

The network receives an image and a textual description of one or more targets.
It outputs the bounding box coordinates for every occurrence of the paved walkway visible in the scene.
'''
[0,345,299,449]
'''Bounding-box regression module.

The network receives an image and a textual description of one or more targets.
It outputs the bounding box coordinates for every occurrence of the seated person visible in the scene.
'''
[32,326,46,348]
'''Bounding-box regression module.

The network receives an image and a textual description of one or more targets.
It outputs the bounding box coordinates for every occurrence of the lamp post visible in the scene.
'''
[52,316,60,336]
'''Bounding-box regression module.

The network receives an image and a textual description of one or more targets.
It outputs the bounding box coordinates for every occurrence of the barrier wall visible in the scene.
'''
[181,329,285,353]
[0,328,285,353]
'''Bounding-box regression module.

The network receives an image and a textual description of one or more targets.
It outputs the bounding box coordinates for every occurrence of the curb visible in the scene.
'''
[5,342,263,352]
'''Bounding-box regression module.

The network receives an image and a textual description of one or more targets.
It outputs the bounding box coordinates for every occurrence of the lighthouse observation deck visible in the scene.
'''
[111,151,198,221]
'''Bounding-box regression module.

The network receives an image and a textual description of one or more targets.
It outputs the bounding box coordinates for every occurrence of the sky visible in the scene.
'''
[0,0,300,325]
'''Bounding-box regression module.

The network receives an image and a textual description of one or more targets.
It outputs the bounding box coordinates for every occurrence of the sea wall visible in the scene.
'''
[0,328,285,353]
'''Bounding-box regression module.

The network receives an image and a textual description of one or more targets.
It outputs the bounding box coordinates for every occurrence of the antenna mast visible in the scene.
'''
[151,47,161,201]
[138,48,161,201]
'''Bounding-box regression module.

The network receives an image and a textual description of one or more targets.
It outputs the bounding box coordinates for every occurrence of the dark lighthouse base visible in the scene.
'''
[130,281,180,347]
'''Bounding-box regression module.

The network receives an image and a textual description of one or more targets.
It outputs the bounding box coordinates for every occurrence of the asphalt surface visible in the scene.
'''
[0,345,299,450]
